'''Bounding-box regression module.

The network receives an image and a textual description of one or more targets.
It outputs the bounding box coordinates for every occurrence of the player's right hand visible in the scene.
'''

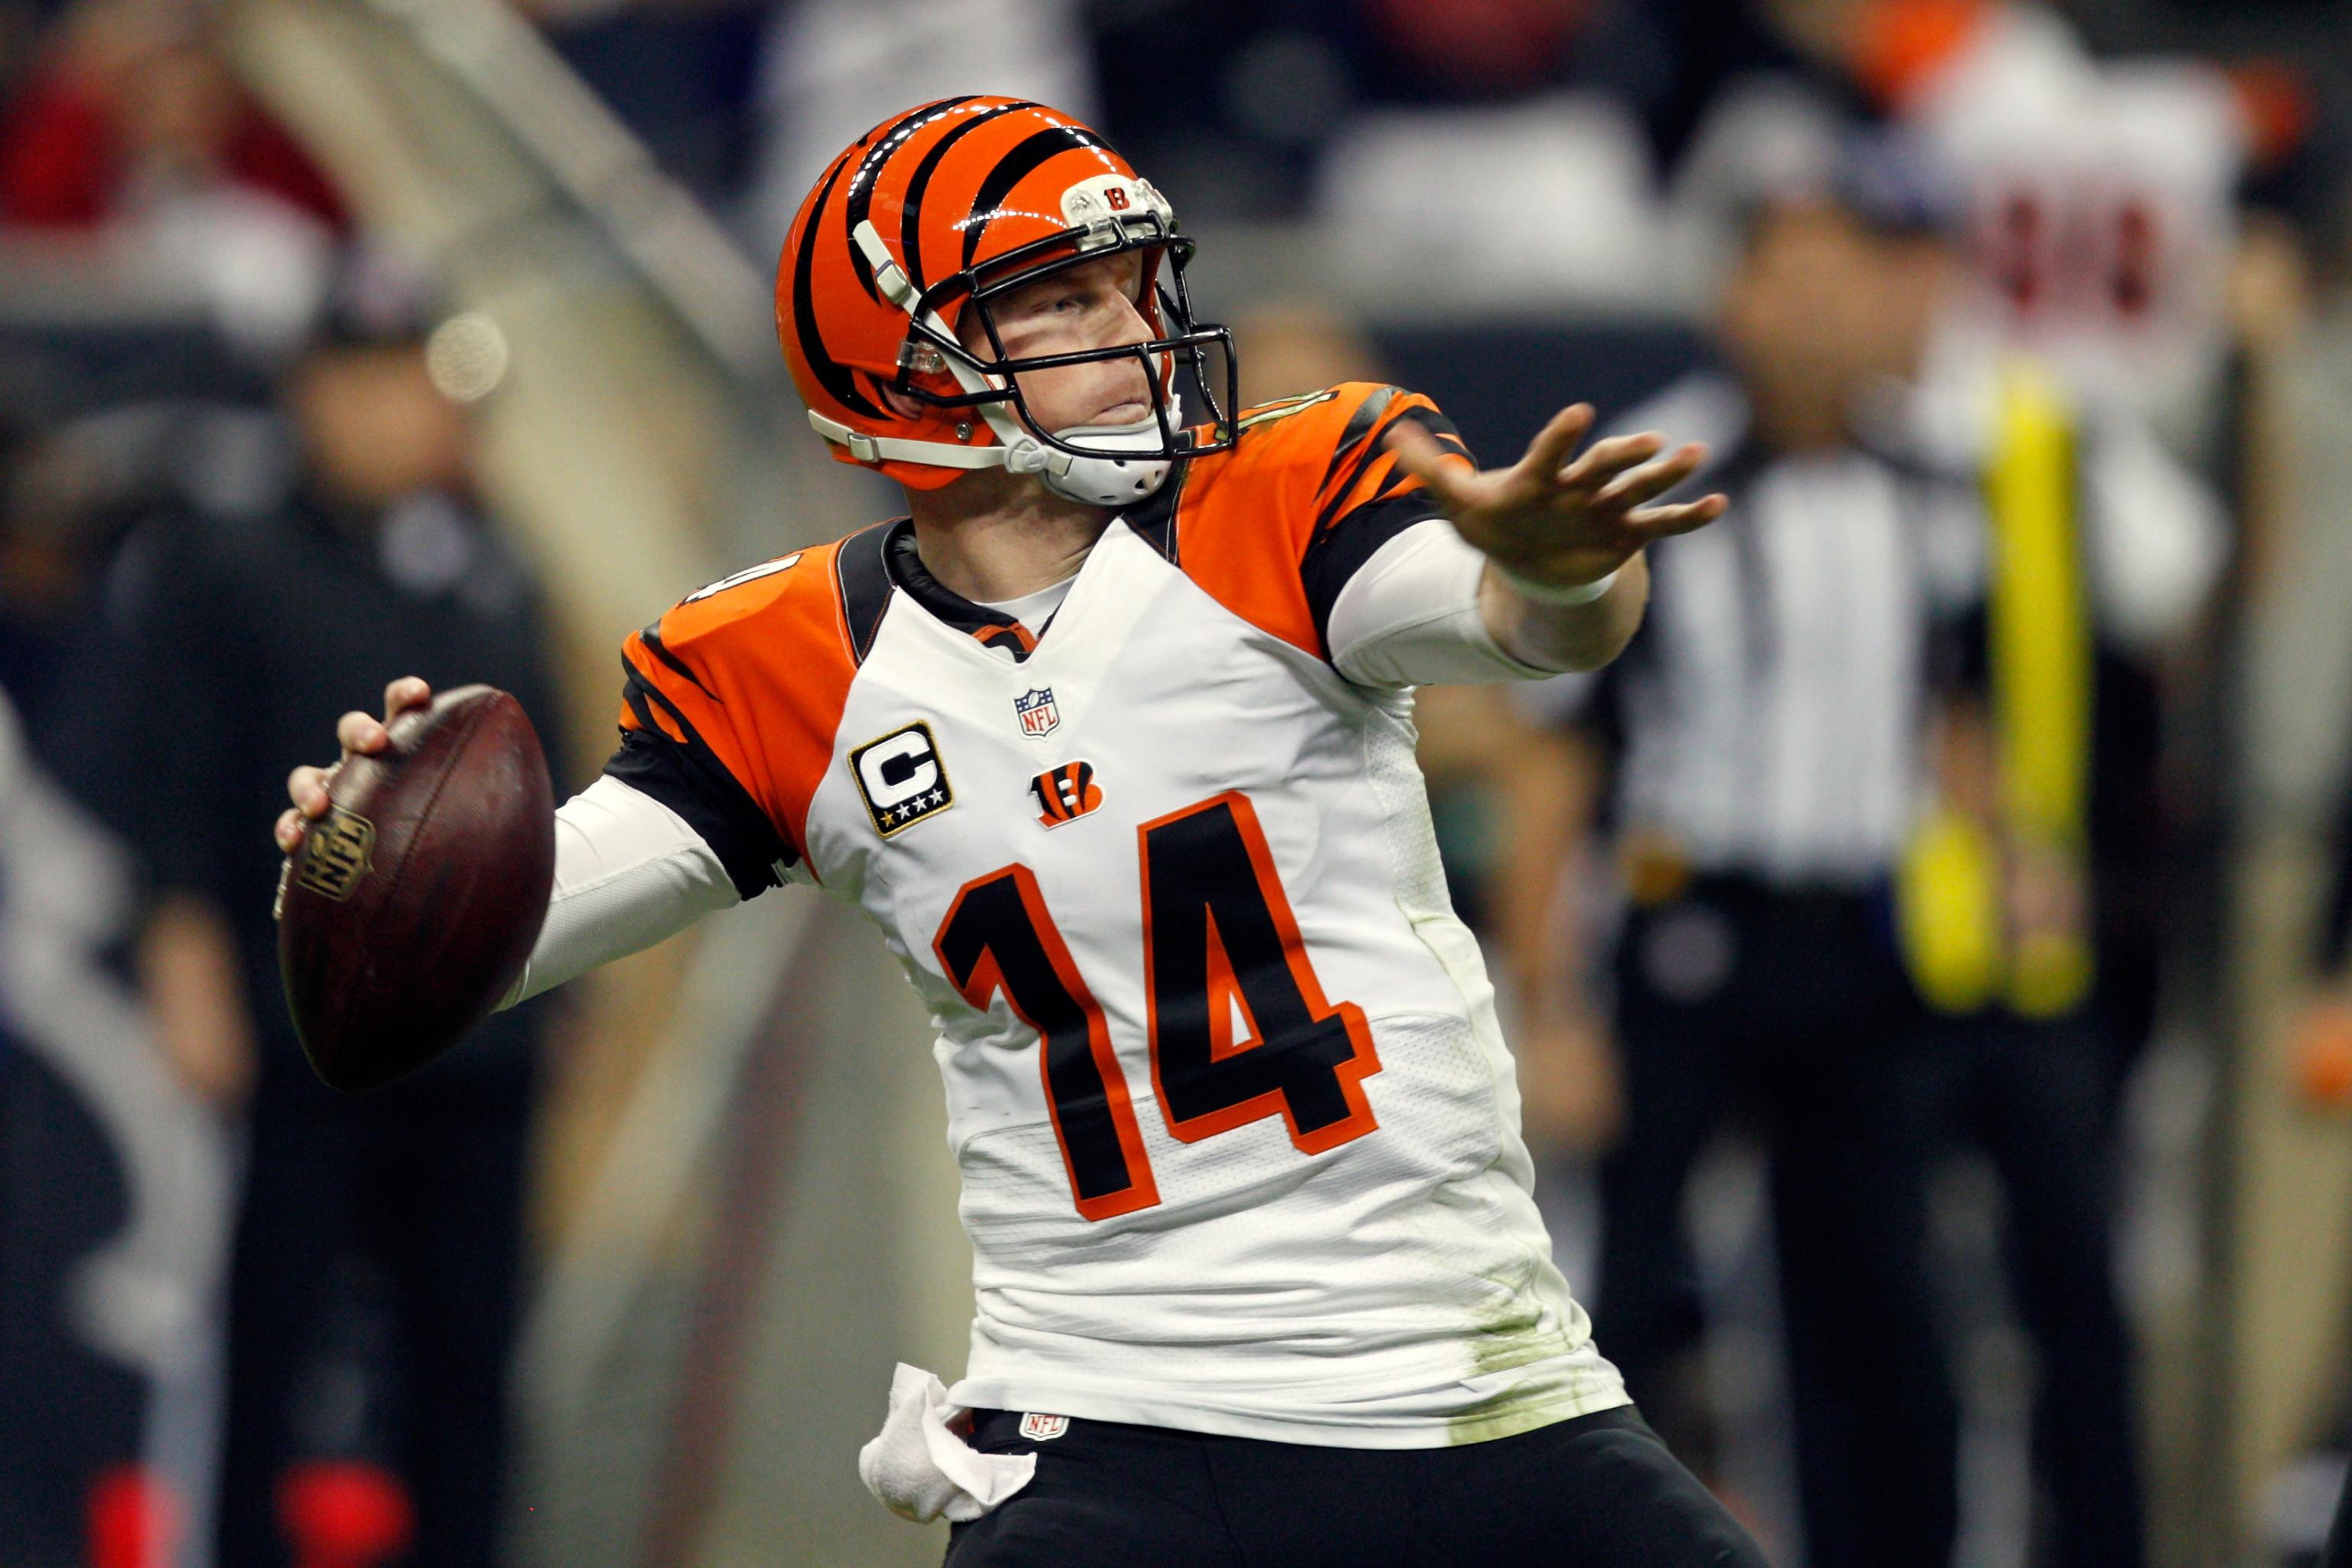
[275,677,433,856]
[1386,403,1726,593]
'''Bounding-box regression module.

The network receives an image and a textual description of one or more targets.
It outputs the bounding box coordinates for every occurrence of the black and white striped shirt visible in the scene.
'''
[1530,374,1980,888]
[1530,369,2221,890]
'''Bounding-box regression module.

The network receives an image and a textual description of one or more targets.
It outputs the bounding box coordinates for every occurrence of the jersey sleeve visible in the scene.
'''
[600,546,854,899]
[499,774,742,1008]
[1325,518,1569,688]
[1171,382,1476,662]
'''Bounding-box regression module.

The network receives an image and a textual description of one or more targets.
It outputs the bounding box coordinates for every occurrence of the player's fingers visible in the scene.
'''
[384,675,431,719]
[288,764,333,818]
[1382,422,1478,511]
[1557,430,1664,492]
[275,808,306,852]
[1626,492,1730,538]
[1593,443,1708,510]
[337,709,387,755]
[1519,403,1595,480]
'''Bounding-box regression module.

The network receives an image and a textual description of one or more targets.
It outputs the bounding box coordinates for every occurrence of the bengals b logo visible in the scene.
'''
[1029,761,1103,828]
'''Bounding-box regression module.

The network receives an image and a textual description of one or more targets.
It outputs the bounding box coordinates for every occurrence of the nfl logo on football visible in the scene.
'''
[1014,687,1060,739]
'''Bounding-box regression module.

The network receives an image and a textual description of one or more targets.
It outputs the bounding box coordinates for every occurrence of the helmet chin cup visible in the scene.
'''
[1034,399,1181,507]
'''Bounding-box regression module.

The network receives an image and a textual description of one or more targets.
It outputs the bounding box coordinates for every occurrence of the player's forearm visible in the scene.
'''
[1478,552,1649,674]
[498,775,742,1008]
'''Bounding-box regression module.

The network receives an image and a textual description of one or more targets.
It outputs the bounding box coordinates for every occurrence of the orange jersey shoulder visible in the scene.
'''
[609,534,869,890]
[1162,383,1472,655]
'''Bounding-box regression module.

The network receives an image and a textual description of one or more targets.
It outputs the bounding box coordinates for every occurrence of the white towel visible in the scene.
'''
[856,1363,1037,1524]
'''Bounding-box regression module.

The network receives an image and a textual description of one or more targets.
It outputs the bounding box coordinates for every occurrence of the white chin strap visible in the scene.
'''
[805,220,1178,508]
[1011,404,1180,506]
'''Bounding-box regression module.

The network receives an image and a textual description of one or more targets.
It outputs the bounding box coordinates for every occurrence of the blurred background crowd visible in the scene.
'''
[4,0,2352,1565]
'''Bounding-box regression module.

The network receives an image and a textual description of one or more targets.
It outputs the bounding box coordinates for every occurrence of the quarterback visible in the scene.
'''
[277,99,1759,1566]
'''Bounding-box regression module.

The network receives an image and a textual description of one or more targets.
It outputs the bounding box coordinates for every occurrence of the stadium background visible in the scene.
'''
[2,0,2351,1564]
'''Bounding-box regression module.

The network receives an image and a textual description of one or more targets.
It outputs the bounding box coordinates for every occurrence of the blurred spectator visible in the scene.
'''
[1312,88,1664,309]
[2253,210,2352,1109]
[1658,2,2256,443]
[1573,0,1854,175]
[1090,0,1615,222]
[62,246,562,1568]
[1232,299,1387,408]
[1859,0,2251,444]
[0,0,344,360]
[741,0,1095,260]
[1,361,245,1566]
[1,390,283,741]
[1345,0,1595,100]
[521,0,767,210]
[0,0,338,228]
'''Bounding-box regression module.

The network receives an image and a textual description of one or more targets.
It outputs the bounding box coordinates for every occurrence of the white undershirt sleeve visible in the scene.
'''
[1325,518,1566,689]
[498,773,743,1009]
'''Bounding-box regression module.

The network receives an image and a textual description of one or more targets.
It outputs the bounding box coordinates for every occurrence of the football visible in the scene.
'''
[277,684,556,1092]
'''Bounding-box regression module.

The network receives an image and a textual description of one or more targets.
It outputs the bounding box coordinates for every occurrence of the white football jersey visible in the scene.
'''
[606,384,1625,1446]
[1904,5,2248,426]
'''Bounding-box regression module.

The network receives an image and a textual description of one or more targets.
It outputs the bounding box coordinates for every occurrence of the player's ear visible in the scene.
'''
[881,386,928,420]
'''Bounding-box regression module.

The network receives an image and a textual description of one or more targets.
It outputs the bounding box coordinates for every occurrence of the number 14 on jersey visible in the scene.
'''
[933,791,1382,1220]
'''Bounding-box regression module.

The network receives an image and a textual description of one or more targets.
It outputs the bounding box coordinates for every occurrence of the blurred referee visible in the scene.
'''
[68,249,562,1568]
[1542,168,1981,1568]
[1507,138,2217,1567]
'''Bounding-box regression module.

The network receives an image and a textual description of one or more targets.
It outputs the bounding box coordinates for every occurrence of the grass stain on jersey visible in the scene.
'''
[1446,1260,1581,1446]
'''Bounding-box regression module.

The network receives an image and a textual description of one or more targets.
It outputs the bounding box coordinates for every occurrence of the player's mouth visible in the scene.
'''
[1093,398,1151,425]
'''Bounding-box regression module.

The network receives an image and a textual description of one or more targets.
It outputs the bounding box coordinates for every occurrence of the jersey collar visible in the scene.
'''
[882,518,1047,660]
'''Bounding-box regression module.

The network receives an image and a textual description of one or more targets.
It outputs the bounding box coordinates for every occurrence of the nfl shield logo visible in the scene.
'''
[1014,688,1060,738]
[1018,1412,1070,1442]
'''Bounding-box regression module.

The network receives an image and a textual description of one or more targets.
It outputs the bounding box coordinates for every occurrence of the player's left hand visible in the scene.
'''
[1385,403,1727,590]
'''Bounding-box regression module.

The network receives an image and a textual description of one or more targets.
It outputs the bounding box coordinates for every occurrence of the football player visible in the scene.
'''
[277,99,1755,1566]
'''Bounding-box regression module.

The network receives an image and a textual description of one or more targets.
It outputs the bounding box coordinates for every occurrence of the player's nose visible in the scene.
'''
[1107,288,1155,349]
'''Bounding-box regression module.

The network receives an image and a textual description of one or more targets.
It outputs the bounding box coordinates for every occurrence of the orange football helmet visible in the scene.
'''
[776,97,1236,505]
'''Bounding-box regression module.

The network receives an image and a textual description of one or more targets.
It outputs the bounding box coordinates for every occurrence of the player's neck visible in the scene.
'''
[903,470,1112,603]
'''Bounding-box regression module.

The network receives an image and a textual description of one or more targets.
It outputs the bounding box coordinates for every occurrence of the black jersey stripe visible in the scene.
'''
[959,125,1111,272]
[1323,385,1401,479]
[881,518,1050,662]
[638,619,711,697]
[1298,491,1449,658]
[833,519,898,665]
[609,660,794,897]
[1312,403,1469,543]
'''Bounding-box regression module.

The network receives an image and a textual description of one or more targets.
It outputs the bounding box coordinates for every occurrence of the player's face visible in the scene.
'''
[963,251,1158,434]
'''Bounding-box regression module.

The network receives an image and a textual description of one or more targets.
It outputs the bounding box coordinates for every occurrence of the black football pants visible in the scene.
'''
[1596,879,1954,1568]
[1931,1008,2145,1568]
[942,1404,1769,1568]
